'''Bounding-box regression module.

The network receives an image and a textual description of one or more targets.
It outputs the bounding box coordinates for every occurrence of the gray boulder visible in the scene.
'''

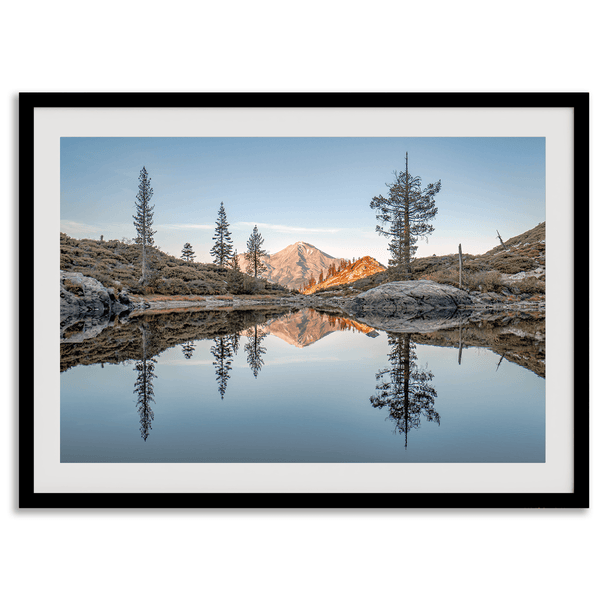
[60,271,131,320]
[346,280,472,314]
[342,280,473,333]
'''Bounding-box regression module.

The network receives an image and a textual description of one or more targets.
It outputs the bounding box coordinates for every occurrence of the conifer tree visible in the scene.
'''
[244,225,268,279]
[370,152,441,280]
[133,167,156,285]
[387,219,404,269]
[181,242,195,262]
[210,202,234,266]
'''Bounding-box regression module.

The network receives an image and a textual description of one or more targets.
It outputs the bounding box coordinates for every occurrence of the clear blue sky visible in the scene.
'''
[60,137,545,264]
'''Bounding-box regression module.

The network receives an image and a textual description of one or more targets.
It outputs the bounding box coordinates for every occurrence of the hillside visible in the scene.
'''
[310,222,546,298]
[238,241,343,289]
[302,256,385,295]
[60,221,546,302]
[60,233,290,296]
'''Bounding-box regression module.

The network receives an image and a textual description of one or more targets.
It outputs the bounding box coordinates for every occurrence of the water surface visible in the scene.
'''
[60,308,545,462]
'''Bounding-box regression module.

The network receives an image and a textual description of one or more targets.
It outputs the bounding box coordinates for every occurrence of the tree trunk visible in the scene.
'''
[458,243,463,289]
[141,242,147,284]
[402,334,410,448]
[403,152,411,280]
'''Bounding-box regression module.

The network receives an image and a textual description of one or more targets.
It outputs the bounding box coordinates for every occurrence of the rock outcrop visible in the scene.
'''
[60,271,133,320]
[342,280,473,333]
[346,280,472,315]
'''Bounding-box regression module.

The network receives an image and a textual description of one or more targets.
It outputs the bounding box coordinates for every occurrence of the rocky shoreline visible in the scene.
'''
[127,281,545,314]
[60,271,545,337]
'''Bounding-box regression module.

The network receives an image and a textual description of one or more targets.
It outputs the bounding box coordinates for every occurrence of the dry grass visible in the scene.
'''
[60,233,291,297]
[313,223,546,297]
[509,277,545,295]
[63,278,85,296]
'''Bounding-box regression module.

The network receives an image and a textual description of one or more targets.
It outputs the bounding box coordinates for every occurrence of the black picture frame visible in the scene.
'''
[20,92,589,509]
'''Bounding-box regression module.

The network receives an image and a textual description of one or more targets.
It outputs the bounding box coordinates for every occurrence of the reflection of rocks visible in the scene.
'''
[345,289,545,378]
[60,307,293,372]
[61,313,114,343]
[60,298,545,378]
[350,310,467,334]
[345,281,472,326]
[60,271,137,319]
[411,313,546,378]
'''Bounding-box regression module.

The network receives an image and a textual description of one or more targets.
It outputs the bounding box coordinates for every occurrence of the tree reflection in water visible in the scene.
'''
[133,326,157,441]
[370,333,439,447]
[244,324,268,379]
[181,341,196,360]
[211,335,235,400]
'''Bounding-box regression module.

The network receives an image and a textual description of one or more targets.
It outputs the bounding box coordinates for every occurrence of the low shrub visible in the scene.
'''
[93,273,115,288]
[511,277,545,295]
[489,255,536,274]
[424,268,460,287]
[481,271,504,292]
[157,278,190,295]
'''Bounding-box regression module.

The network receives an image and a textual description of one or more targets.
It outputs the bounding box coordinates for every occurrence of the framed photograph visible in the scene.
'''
[20,92,589,509]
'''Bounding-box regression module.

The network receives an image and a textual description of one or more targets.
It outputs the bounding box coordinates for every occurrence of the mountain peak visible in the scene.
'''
[288,241,316,252]
[302,255,386,295]
[238,241,343,289]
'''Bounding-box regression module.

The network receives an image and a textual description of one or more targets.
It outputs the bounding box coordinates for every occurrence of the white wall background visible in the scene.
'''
[2,2,596,599]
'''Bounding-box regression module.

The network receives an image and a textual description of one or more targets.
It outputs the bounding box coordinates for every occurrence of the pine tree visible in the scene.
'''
[370,153,441,280]
[133,167,156,286]
[244,225,268,279]
[227,250,245,294]
[210,202,234,266]
[387,219,405,269]
[181,242,195,262]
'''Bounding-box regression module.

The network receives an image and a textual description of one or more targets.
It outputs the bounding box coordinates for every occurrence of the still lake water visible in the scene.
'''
[60,308,545,463]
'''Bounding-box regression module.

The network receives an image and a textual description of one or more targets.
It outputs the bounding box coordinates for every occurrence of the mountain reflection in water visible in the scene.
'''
[60,307,545,461]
